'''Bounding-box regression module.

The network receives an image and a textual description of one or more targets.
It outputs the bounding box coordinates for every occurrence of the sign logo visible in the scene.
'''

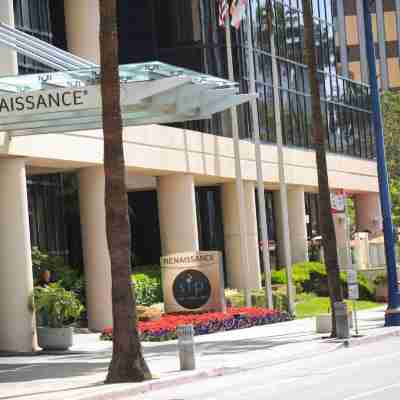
[172,269,212,310]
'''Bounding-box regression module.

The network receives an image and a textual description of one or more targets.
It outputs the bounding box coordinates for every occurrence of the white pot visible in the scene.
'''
[316,314,332,333]
[316,312,353,334]
[37,327,73,351]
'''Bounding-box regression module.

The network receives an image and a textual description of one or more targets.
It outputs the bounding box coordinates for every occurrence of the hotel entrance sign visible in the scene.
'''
[160,251,226,314]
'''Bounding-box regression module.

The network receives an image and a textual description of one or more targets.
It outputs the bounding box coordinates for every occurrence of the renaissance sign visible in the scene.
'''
[0,89,88,114]
[160,251,226,313]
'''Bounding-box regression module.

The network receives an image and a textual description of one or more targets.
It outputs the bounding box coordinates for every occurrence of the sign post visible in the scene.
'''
[332,190,359,335]
[347,269,359,335]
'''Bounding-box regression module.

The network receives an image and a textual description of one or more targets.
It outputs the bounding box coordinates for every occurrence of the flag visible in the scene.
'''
[230,0,248,30]
[218,0,229,27]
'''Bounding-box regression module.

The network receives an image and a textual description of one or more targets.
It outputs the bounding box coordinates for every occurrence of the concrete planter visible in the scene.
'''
[375,283,388,303]
[316,312,353,334]
[37,327,73,351]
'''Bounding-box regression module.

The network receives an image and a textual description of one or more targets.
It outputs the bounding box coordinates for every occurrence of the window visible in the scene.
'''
[13,0,67,74]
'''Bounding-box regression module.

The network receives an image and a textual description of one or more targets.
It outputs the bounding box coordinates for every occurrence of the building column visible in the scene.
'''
[0,159,37,352]
[79,167,112,332]
[274,189,308,266]
[64,0,100,63]
[355,192,383,236]
[0,0,18,76]
[287,188,309,264]
[157,174,199,255]
[222,181,261,289]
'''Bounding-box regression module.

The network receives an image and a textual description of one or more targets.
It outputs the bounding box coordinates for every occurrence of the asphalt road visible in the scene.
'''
[135,337,400,400]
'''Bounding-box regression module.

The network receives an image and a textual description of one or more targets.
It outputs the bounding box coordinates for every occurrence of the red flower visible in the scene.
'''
[101,307,288,341]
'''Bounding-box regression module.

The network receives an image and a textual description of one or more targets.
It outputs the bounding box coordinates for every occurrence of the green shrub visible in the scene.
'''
[32,247,85,305]
[132,266,163,306]
[271,269,287,285]
[224,288,289,312]
[273,290,289,312]
[342,271,375,301]
[373,273,387,286]
[269,262,374,301]
[34,283,84,328]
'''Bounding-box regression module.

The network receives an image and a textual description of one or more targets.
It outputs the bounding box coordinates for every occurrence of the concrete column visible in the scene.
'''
[274,191,286,266]
[287,188,308,264]
[355,192,383,236]
[157,174,199,255]
[79,167,112,332]
[0,0,18,76]
[0,159,37,352]
[274,189,308,266]
[64,0,100,63]
[222,181,261,289]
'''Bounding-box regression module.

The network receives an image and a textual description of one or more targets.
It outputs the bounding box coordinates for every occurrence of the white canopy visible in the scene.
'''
[0,23,255,137]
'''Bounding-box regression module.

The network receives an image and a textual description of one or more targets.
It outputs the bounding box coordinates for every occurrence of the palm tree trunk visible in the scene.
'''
[302,0,343,336]
[99,0,151,383]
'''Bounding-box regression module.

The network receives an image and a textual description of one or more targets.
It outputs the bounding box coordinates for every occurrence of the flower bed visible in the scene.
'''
[100,307,291,342]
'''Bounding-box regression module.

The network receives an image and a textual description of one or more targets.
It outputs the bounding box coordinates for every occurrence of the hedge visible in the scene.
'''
[271,262,374,301]
[132,265,163,306]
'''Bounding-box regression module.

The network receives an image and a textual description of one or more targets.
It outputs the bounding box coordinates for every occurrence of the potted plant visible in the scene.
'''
[34,283,84,350]
[373,273,388,302]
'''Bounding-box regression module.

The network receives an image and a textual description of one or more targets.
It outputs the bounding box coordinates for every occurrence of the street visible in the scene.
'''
[135,337,400,400]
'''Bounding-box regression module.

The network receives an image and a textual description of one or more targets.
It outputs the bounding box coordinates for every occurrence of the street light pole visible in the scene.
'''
[246,8,274,309]
[362,0,400,325]
[269,7,295,316]
[225,20,252,307]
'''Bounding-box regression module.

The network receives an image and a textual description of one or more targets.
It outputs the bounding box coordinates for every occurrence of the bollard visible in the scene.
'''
[176,324,196,371]
[334,301,350,339]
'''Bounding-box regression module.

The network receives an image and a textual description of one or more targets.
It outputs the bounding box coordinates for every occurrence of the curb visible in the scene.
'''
[342,327,400,348]
[73,367,226,400]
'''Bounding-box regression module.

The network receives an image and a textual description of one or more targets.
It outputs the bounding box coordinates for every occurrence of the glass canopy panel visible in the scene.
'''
[0,62,251,137]
[0,62,237,94]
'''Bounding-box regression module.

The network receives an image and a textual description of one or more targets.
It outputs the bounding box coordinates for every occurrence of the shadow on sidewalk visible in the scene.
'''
[0,361,109,384]
[0,383,102,400]
[143,329,321,359]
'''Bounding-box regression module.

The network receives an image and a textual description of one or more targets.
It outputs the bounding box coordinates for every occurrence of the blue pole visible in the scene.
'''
[362,0,400,325]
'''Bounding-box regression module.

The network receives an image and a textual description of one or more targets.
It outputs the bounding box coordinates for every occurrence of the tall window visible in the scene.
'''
[13,0,67,74]
[28,174,68,260]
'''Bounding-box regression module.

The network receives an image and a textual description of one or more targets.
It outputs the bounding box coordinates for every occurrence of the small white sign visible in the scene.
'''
[347,270,358,285]
[331,191,346,214]
[348,283,359,300]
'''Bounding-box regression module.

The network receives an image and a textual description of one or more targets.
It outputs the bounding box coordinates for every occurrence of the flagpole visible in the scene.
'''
[269,3,295,315]
[225,18,252,307]
[246,9,273,309]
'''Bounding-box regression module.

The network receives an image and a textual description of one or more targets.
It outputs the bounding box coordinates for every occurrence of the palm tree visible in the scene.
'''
[302,0,343,336]
[98,0,151,382]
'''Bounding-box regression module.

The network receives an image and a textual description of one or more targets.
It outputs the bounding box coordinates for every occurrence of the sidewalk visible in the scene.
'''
[1,307,399,400]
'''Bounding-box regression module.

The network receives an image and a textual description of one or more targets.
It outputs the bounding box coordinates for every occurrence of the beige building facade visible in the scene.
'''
[0,0,383,352]
[336,0,400,90]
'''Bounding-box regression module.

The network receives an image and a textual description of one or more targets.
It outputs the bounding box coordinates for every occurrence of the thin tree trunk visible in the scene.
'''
[302,0,343,336]
[99,0,151,383]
